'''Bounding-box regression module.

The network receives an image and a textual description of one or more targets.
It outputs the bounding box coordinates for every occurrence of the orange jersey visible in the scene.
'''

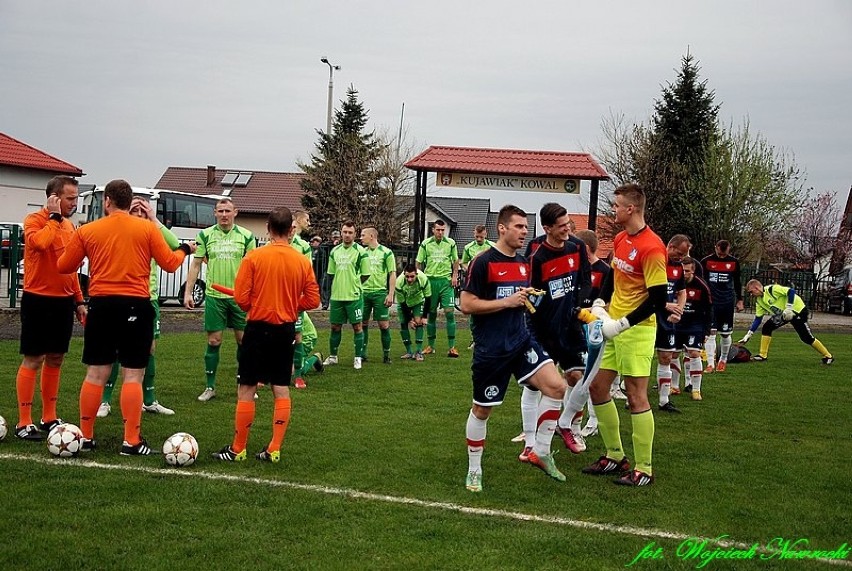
[57,211,186,298]
[609,226,667,326]
[234,241,320,324]
[23,209,83,300]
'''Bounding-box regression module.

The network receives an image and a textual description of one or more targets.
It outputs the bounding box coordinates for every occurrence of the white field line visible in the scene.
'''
[1,452,849,567]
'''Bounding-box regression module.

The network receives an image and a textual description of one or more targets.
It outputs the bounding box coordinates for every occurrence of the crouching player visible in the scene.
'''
[678,258,713,400]
[461,205,569,492]
[213,207,320,462]
[394,264,432,361]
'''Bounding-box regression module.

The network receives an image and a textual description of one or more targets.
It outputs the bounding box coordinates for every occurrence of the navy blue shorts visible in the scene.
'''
[471,337,553,407]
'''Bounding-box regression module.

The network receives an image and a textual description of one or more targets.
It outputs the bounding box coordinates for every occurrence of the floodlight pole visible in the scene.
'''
[320,57,341,136]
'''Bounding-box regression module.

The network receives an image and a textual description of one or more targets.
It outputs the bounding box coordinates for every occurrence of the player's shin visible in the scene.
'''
[593,400,625,461]
[533,396,561,455]
[520,387,539,447]
[466,410,487,473]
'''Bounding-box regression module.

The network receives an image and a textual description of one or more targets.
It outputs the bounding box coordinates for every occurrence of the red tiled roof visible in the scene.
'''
[405,145,609,180]
[0,132,83,176]
[569,214,615,257]
[155,167,304,214]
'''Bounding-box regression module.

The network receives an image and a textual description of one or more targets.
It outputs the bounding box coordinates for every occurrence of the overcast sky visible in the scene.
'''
[1,1,850,219]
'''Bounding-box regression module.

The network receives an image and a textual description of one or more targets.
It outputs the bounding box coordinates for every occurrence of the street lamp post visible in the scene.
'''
[320,57,341,136]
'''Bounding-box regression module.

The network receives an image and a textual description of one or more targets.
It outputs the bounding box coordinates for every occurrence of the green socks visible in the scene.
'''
[204,344,220,389]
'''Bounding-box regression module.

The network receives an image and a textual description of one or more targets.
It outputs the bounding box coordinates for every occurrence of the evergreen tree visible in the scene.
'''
[299,86,400,242]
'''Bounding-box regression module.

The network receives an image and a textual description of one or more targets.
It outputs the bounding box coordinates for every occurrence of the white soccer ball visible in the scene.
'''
[162,432,199,467]
[46,423,84,458]
[0,415,7,441]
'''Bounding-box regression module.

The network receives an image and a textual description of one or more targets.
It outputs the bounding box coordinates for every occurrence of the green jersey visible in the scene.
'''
[148,225,181,300]
[462,239,493,266]
[755,284,806,318]
[328,242,369,301]
[195,224,255,298]
[416,236,458,279]
[395,270,432,306]
[362,244,396,292]
[291,234,312,261]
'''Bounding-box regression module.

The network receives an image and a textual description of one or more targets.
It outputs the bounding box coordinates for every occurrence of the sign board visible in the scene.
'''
[436,172,580,194]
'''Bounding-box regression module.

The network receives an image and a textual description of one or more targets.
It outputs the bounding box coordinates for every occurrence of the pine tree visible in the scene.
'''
[299,86,400,242]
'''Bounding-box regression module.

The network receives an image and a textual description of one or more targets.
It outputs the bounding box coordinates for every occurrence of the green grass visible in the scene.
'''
[0,329,849,570]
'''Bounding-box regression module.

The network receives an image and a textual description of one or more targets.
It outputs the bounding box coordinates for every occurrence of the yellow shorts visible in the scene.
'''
[600,324,655,378]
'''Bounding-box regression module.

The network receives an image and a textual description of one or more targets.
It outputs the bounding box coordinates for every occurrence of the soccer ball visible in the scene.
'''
[0,415,7,441]
[46,423,84,458]
[162,432,199,467]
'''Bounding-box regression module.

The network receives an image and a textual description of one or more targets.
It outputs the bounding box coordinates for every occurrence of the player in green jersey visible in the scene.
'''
[289,211,322,388]
[461,225,493,271]
[359,226,397,364]
[184,198,255,401]
[394,264,432,361]
[323,221,370,369]
[416,219,460,357]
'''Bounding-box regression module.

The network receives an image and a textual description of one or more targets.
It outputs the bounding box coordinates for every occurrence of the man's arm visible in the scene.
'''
[183,257,204,309]
[56,231,86,274]
[385,269,397,307]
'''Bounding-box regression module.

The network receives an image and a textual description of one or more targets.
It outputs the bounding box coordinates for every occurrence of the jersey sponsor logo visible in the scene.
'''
[612,256,636,274]
[498,271,507,276]
[548,274,575,300]
[525,347,539,364]
[496,286,515,299]
[484,385,499,399]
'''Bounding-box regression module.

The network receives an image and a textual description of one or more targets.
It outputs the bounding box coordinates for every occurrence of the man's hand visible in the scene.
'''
[738,331,753,344]
[601,316,630,339]
[782,304,794,321]
[384,292,394,308]
[46,194,61,214]
[667,313,681,324]
[184,292,195,309]
[665,302,683,316]
[75,304,87,324]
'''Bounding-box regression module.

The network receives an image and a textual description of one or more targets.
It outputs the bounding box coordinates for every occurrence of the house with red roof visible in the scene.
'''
[0,132,84,222]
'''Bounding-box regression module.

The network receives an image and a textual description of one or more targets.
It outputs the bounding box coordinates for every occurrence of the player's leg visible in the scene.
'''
[117,300,155,455]
[229,299,247,374]
[670,350,682,394]
[351,300,365,369]
[398,304,414,357]
[443,281,457,355]
[373,291,393,363]
[325,300,345,364]
[424,277,441,353]
[360,294,374,359]
[262,323,295,462]
[142,302,173,414]
[792,310,832,361]
[202,297,228,397]
[524,343,567,481]
[655,326,678,412]
[518,386,540,458]
[78,297,123,445]
[716,304,734,371]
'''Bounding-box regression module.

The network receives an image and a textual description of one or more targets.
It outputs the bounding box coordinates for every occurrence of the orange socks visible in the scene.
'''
[15,365,37,427]
[120,382,144,445]
[232,400,256,453]
[269,398,292,452]
[40,365,61,422]
[79,380,104,439]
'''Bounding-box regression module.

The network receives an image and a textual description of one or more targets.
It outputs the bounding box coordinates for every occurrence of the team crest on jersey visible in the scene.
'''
[525,348,539,365]
[628,248,638,261]
[519,265,527,277]
[672,269,679,277]
[484,385,499,399]
[688,290,696,297]
[668,334,675,346]
[726,263,732,269]
[568,257,575,268]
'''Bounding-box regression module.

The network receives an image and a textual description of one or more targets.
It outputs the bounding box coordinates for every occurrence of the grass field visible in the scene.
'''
[0,328,849,570]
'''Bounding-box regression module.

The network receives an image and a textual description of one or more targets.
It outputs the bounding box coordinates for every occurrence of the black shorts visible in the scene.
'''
[655,323,678,351]
[471,337,552,406]
[540,337,585,372]
[711,303,735,334]
[83,296,154,369]
[675,329,705,351]
[238,321,296,386]
[19,292,75,356]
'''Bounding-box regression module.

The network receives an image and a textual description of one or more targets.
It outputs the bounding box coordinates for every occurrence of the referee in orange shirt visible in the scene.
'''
[14,176,86,441]
[57,179,195,455]
[213,207,320,463]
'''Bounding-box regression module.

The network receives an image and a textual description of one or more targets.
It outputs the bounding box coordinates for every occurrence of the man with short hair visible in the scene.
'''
[14,176,86,441]
[395,263,432,361]
[290,211,321,389]
[57,179,195,455]
[359,226,396,364]
[461,225,493,272]
[654,234,690,414]
[701,240,744,373]
[185,198,256,401]
[678,257,714,401]
[582,183,668,487]
[416,219,460,357]
[739,279,833,364]
[461,204,570,492]
[213,207,319,462]
[323,221,369,369]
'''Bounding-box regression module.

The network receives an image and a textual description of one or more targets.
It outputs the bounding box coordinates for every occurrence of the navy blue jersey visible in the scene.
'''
[523,234,546,258]
[528,238,587,347]
[463,247,531,358]
[679,276,713,333]
[666,261,686,302]
[701,254,743,305]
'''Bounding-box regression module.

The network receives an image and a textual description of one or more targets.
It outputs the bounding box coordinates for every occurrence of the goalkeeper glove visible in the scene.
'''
[590,298,610,320]
[738,331,753,343]
[782,304,794,321]
[601,316,630,339]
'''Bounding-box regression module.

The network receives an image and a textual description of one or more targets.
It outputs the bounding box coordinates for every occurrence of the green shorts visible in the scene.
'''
[600,324,656,378]
[398,302,424,325]
[428,277,454,312]
[362,290,391,322]
[152,300,161,339]
[204,296,247,332]
[330,298,364,325]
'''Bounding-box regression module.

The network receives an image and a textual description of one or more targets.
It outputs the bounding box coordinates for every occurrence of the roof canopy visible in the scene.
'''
[0,132,83,176]
[405,145,609,180]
